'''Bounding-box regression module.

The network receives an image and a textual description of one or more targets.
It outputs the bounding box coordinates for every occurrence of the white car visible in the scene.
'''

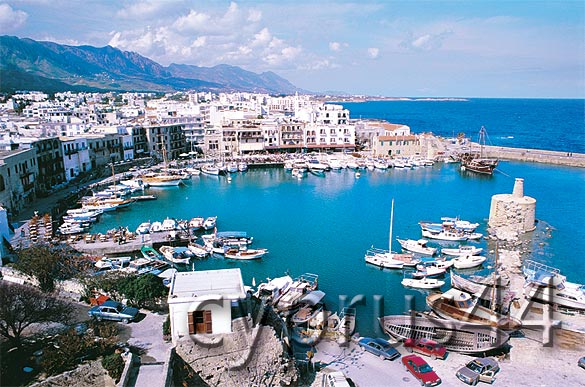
[322,370,351,387]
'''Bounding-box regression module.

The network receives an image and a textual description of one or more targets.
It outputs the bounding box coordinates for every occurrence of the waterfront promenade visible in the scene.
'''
[484,145,585,167]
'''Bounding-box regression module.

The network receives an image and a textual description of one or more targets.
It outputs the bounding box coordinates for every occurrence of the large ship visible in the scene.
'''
[460,126,499,175]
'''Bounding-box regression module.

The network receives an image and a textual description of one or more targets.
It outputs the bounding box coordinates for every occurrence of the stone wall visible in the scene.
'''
[483,145,585,168]
[175,318,298,387]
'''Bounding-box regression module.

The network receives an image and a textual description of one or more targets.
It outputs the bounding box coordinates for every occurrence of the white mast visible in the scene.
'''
[389,198,395,252]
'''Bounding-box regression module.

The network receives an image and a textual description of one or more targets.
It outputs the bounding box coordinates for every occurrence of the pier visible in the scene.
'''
[483,145,585,167]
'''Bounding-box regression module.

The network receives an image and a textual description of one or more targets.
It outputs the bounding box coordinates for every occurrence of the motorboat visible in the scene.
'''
[187,243,210,258]
[427,289,521,331]
[379,313,510,353]
[412,261,448,278]
[161,217,177,231]
[291,290,326,325]
[397,238,437,256]
[201,164,220,176]
[365,247,406,269]
[135,222,151,235]
[421,229,468,241]
[522,260,585,311]
[450,272,516,313]
[94,256,131,270]
[238,162,248,172]
[188,217,204,230]
[255,275,294,305]
[141,174,183,187]
[440,217,480,232]
[227,162,239,173]
[402,273,445,289]
[224,248,268,260]
[276,273,319,313]
[159,245,192,264]
[149,221,163,233]
[452,254,486,269]
[442,245,483,256]
[202,216,217,230]
[123,258,169,276]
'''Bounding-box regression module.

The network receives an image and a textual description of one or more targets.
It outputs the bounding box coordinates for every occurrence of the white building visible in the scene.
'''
[60,136,91,181]
[167,268,247,344]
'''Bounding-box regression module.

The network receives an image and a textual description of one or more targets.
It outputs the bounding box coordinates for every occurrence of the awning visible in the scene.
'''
[300,290,326,306]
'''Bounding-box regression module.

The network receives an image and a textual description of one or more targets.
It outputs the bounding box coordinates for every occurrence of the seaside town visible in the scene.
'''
[0,88,583,387]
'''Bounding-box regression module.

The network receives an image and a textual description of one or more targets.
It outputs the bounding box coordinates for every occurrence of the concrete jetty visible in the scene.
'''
[483,145,585,167]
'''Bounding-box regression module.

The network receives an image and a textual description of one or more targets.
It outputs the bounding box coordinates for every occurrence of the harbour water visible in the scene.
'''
[91,161,585,336]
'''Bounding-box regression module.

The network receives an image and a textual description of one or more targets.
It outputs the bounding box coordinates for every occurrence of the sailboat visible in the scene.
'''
[365,198,413,269]
[460,126,498,175]
[142,139,183,187]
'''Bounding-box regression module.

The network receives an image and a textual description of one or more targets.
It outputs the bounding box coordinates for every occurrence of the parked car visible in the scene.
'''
[404,338,448,360]
[322,370,352,387]
[578,356,585,370]
[456,357,500,385]
[402,354,442,386]
[357,337,400,360]
[88,300,139,323]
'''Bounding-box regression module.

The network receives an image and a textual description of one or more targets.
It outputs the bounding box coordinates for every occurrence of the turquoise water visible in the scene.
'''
[91,162,585,336]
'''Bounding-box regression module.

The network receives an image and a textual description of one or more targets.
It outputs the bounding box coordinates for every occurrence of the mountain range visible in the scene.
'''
[0,35,303,95]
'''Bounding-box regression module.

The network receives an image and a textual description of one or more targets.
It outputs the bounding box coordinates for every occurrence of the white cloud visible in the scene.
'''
[247,8,262,23]
[401,30,452,51]
[173,10,211,32]
[0,4,28,32]
[116,1,164,19]
[329,42,341,51]
[367,47,379,59]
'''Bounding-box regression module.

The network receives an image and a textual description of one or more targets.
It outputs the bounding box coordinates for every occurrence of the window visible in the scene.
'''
[188,310,212,334]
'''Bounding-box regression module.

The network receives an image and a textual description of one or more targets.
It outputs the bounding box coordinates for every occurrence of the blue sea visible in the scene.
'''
[91,99,585,337]
[341,99,585,153]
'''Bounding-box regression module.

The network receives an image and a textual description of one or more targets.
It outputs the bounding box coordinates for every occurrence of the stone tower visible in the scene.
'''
[488,178,536,234]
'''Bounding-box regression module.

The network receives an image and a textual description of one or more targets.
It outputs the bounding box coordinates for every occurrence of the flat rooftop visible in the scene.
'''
[169,268,246,300]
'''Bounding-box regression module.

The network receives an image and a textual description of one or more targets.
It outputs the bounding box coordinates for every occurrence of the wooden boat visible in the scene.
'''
[379,314,510,353]
[460,126,498,175]
[397,238,437,256]
[140,245,162,260]
[442,245,483,256]
[451,273,515,313]
[426,289,521,331]
[291,290,326,325]
[141,174,183,187]
[452,254,486,269]
[224,248,268,260]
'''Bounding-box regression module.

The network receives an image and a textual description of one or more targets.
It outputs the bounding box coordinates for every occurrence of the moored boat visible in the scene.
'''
[224,247,268,260]
[159,245,192,264]
[441,245,483,256]
[397,238,437,256]
[202,216,217,230]
[451,254,486,269]
[401,273,445,289]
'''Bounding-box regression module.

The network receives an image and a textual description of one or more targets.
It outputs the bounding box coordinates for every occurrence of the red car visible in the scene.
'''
[402,354,441,386]
[404,338,448,360]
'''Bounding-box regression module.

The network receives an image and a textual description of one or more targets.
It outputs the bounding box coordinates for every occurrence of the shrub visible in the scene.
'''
[162,315,171,337]
[102,353,125,383]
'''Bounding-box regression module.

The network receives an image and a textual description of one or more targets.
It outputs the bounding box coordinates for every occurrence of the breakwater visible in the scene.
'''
[483,145,585,167]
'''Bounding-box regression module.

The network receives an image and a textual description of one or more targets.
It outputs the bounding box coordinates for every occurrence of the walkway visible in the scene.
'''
[125,311,172,387]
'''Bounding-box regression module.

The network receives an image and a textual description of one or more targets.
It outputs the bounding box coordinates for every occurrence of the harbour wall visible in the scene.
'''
[482,145,585,168]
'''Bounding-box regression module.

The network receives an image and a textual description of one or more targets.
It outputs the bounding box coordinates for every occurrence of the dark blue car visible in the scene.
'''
[358,337,401,360]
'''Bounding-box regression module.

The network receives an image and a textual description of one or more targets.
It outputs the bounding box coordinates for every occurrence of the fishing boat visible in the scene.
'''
[451,273,515,314]
[161,217,177,231]
[426,289,521,331]
[141,174,183,187]
[123,258,169,276]
[94,256,131,270]
[441,245,483,256]
[522,260,585,311]
[291,290,326,325]
[402,272,445,289]
[224,247,268,260]
[397,238,437,256]
[451,254,486,269]
[412,261,449,278]
[365,198,413,269]
[440,217,480,232]
[460,126,499,175]
[379,314,510,353]
[140,245,163,260]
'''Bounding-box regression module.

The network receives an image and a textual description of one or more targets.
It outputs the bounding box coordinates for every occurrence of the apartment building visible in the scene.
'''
[60,136,91,181]
[0,148,39,214]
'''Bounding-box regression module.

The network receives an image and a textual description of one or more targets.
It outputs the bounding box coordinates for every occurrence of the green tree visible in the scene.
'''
[14,245,93,292]
[119,274,167,308]
[0,282,73,347]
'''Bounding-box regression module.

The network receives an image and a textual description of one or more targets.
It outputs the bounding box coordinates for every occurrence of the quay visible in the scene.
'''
[69,230,191,256]
[483,145,585,167]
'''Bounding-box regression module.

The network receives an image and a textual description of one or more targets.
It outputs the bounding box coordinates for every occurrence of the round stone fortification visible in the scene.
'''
[488,178,536,234]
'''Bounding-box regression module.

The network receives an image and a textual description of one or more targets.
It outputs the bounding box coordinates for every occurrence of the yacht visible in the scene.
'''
[523,260,585,310]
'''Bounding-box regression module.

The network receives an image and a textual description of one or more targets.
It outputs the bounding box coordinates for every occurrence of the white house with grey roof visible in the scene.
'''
[167,268,246,343]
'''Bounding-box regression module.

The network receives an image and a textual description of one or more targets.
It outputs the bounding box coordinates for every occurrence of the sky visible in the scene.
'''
[1,0,584,98]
